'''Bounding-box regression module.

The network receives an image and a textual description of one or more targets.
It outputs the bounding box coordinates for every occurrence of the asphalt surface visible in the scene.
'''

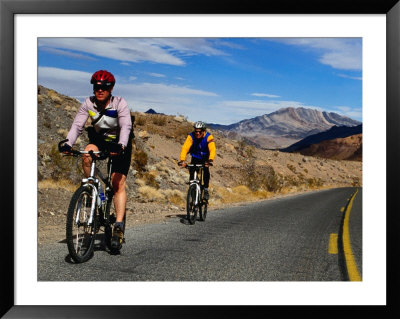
[38,187,362,281]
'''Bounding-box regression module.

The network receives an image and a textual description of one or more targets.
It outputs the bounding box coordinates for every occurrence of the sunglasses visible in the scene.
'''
[94,84,111,91]
[194,130,202,134]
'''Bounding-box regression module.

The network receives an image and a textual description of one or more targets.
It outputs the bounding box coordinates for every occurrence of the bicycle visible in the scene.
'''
[185,164,208,225]
[58,139,126,263]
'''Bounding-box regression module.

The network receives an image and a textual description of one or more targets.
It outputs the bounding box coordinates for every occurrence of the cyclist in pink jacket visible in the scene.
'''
[60,70,133,251]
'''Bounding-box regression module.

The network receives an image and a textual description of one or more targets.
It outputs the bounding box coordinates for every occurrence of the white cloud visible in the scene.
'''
[38,38,228,66]
[147,72,166,78]
[38,66,92,98]
[251,93,280,98]
[40,47,97,61]
[337,73,362,81]
[271,38,362,71]
[150,38,228,56]
[330,106,362,121]
[38,66,219,118]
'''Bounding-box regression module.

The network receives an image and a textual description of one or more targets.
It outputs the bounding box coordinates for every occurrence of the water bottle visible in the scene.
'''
[98,183,105,207]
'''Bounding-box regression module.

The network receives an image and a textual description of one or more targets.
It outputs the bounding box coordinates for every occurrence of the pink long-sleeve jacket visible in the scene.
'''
[66,95,132,147]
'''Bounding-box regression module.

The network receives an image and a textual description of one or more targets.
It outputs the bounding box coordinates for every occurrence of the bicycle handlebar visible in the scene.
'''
[58,139,110,160]
[185,164,205,168]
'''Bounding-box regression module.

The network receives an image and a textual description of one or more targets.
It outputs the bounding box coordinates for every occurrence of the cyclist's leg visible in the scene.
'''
[203,166,210,189]
[82,144,99,177]
[110,173,127,250]
[110,141,131,249]
[110,138,132,229]
[83,129,104,177]
[111,172,127,223]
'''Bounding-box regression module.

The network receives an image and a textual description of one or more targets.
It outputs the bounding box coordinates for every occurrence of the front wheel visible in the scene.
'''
[186,184,198,224]
[199,192,208,222]
[66,186,97,263]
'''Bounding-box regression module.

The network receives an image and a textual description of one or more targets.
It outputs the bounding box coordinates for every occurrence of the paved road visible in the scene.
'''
[38,187,362,281]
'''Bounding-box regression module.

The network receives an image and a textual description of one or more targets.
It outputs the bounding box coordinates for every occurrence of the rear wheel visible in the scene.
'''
[104,196,127,254]
[66,186,97,263]
[104,196,115,252]
[186,184,198,224]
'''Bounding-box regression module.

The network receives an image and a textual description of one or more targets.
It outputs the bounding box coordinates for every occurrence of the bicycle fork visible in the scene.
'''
[189,181,201,206]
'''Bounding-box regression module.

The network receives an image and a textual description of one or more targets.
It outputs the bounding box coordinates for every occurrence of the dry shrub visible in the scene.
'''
[165,122,193,142]
[48,90,62,105]
[38,178,78,192]
[138,171,159,189]
[307,177,323,189]
[135,115,146,126]
[138,185,164,202]
[213,185,270,204]
[287,163,297,173]
[162,189,185,206]
[48,144,82,183]
[242,161,282,193]
[133,149,148,172]
[151,114,167,126]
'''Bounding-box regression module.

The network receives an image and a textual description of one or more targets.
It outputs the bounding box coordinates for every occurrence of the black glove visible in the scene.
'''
[59,143,72,154]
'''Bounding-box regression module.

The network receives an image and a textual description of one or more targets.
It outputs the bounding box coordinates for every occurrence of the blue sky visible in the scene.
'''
[38,37,362,124]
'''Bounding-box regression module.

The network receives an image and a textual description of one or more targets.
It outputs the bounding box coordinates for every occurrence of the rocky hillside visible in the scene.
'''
[281,124,362,161]
[37,85,362,244]
[208,107,361,149]
[296,134,362,161]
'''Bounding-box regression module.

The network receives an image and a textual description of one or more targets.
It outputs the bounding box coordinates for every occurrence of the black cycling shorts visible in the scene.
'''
[87,127,133,176]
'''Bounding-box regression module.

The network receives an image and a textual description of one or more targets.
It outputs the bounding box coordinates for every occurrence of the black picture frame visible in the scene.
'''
[1,0,399,318]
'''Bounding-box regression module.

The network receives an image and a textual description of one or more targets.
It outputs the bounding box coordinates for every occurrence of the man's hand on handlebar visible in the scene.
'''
[205,159,213,167]
[178,160,187,168]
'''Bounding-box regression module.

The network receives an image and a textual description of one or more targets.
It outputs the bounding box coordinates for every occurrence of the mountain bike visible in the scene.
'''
[185,164,208,224]
[58,139,126,263]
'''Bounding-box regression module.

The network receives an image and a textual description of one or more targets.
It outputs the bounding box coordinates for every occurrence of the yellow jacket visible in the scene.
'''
[180,131,216,161]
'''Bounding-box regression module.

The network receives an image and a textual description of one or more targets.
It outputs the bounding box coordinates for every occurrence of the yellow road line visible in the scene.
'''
[342,189,361,281]
[329,233,338,254]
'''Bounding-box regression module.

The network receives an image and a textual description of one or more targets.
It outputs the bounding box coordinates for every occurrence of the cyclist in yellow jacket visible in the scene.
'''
[178,121,216,199]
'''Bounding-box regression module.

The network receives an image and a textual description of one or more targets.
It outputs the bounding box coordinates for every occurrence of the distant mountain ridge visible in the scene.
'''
[208,107,361,149]
[292,133,362,161]
[281,124,362,152]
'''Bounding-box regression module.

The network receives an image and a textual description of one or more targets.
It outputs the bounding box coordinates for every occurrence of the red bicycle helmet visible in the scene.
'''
[90,70,116,87]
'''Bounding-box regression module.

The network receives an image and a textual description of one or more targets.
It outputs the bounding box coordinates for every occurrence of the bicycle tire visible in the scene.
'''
[199,192,208,222]
[66,186,97,263]
[186,184,197,224]
[103,195,114,251]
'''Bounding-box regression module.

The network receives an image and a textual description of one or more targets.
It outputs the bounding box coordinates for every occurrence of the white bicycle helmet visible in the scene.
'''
[193,121,206,130]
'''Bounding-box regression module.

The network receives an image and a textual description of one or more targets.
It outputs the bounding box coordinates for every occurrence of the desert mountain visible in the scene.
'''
[281,124,362,152]
[208,107,361,149]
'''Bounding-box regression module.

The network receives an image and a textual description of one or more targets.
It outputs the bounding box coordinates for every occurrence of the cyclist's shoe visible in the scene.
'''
[203,189,209,200]
[111,225,124,251]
